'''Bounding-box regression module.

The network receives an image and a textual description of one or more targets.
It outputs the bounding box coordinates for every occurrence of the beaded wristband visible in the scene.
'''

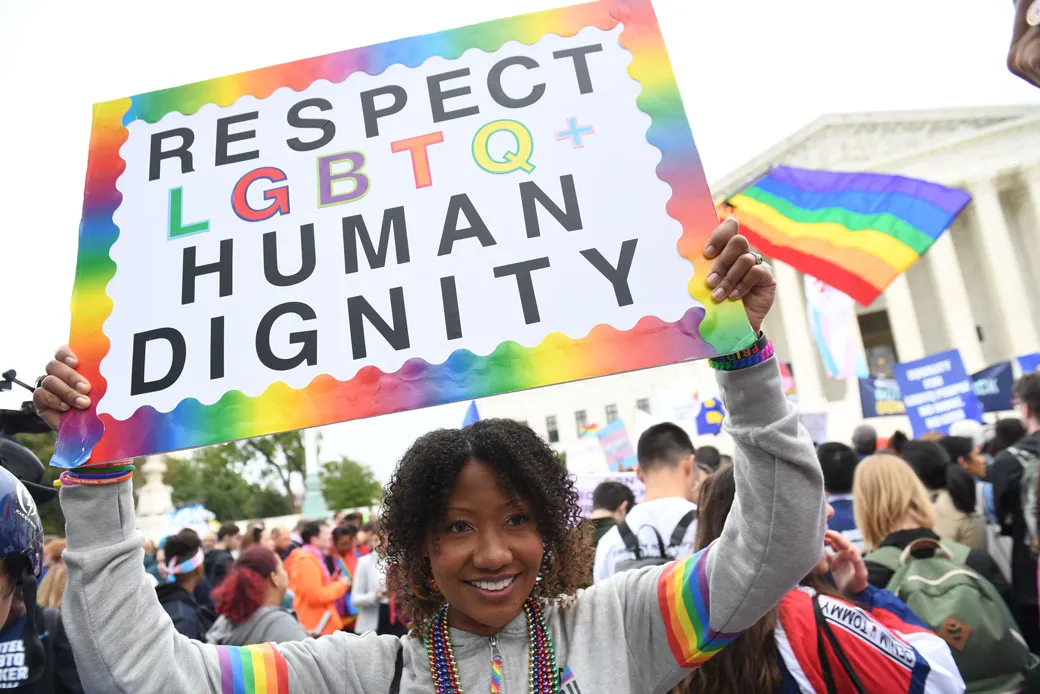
[708,333,774,371]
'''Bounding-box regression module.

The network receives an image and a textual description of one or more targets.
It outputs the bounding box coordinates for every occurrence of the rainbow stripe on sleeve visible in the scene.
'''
[657,548,741,668]
[215,644,289,694]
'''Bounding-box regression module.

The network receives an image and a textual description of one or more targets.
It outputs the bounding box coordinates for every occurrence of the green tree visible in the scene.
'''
[320,457,383,511]
[169,444,293,521]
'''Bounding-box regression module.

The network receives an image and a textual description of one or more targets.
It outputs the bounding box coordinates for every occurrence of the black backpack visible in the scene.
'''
[614,509,696,573]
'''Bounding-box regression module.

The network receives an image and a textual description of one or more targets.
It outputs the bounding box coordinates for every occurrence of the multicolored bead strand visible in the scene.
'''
[425,599,559,694]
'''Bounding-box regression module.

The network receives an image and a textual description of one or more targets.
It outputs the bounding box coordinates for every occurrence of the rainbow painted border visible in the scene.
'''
[54,0,754,467]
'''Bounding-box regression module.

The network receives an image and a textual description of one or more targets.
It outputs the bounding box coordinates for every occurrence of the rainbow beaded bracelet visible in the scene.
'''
[708,333,774,371]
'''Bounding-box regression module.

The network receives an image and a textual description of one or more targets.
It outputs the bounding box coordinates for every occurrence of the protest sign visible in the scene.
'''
[858,376,906,418]
[596,420,637,471]
[573,472,645,517]
[1019,353,1040,375]
[893,350,983,437]
[695,396,726,436]
[56,0,754,467]
[971,362,1014,413]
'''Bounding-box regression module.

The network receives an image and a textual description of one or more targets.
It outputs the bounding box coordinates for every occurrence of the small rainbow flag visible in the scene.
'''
[725,166,971,306]
[579,423,601,437]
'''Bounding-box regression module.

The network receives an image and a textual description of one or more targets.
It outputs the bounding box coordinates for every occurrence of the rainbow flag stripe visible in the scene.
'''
[657,547,740,668]
[491,655,504,693]
[727,166,971,306]
[54,0,753,467]
[215,644,289,694]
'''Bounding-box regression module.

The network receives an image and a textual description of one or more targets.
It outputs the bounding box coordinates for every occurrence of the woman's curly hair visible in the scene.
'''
[379,418,593,635]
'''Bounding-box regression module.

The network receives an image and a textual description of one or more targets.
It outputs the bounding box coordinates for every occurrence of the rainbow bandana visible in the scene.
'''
[166,548,204,576]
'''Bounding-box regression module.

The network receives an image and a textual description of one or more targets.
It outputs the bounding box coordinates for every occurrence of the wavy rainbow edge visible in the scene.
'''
[55,0,754,467]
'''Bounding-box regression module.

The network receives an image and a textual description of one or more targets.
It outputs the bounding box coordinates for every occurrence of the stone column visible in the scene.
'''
[924,232,986,373]
[135,455,174,518]
[882,274,926,363]
[301,428,329,518]
[969,178,1040,356]
[773,260,826,409]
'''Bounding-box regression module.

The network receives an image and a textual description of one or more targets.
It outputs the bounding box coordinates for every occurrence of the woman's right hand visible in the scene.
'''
[32,345,92,432]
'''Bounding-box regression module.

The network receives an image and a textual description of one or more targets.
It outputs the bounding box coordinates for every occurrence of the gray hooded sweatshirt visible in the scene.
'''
[206,606,309,647]
[60,358,826,693]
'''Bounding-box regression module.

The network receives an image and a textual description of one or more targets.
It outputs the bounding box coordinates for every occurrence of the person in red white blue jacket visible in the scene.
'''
[675,464,965,694]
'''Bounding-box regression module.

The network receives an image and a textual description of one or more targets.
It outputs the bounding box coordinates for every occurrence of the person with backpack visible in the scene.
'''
[855,453,1037,692]
[990,372,1040,653]
[673,464,964,694]
[592,422,698,581]
[156,532,217,640]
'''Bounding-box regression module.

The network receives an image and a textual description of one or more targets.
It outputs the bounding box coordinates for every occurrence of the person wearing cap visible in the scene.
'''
[0,460,81,693]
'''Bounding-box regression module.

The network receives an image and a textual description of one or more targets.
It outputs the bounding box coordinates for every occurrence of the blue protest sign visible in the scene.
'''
[696,397,726,436]
[893,350,984,437]
[858,377,906,418]
[1019,353,1040,375]
[971,362,1014,413]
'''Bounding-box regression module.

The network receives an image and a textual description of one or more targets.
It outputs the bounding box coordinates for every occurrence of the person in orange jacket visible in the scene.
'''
[283,520,349,636]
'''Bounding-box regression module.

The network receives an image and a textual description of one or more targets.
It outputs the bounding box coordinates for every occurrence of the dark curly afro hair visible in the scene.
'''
[379,418,592,634]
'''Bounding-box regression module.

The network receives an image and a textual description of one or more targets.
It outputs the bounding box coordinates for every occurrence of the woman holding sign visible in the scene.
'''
[36,220,828,694]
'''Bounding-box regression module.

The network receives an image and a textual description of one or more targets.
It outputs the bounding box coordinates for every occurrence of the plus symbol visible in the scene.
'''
[556,118,594,148]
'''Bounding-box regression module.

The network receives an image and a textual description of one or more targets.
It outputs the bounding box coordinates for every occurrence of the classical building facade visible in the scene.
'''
[477,105,1040,454]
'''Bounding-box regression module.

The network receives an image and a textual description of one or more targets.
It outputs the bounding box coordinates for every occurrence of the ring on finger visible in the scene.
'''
[752,252,764,265]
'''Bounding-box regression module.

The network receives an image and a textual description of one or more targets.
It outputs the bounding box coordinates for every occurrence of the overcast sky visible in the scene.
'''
[2,0,1038,482]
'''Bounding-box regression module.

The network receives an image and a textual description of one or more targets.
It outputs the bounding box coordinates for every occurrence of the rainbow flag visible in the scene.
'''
[579,423,600,437]
[726,166,971,306]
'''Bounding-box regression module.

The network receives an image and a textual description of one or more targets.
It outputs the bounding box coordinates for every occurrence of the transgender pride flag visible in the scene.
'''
[804,276,868,380]
[596,420,638,472]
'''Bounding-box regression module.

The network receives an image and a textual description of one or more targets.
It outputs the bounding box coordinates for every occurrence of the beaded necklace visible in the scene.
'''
[425,599,559,694]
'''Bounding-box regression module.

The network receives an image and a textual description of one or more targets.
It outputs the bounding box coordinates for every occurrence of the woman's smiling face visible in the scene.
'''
[426,459,544,636]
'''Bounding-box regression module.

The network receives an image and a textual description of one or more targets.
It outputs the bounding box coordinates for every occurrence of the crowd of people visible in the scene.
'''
[0,215,1037,692]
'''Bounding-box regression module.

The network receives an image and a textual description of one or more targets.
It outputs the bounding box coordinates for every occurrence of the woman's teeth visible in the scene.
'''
[470,576,516,592]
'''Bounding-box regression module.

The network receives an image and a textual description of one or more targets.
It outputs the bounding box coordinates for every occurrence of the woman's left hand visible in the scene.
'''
[703,217,776,334]
[823,530,869,596]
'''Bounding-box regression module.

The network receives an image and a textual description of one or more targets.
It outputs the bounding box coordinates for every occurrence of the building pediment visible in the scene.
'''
[712,105,1040,199]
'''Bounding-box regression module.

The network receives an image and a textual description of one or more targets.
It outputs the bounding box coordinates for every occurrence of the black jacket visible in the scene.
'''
[865,527,1018,620]
[203,549,234,588]
[156,583,215,640]
[0,607,82,694]
[989,431,1040,608]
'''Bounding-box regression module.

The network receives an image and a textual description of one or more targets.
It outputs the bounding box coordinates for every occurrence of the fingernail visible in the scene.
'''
[726,215,739,225]
[705,272,719,288]
[64,357,78,367]
[75,396,89,408]
[59,402,69,411]
[729,288,741,299]
[75,381,90,394]
[711,287,726,301]
[704,245,717,258]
